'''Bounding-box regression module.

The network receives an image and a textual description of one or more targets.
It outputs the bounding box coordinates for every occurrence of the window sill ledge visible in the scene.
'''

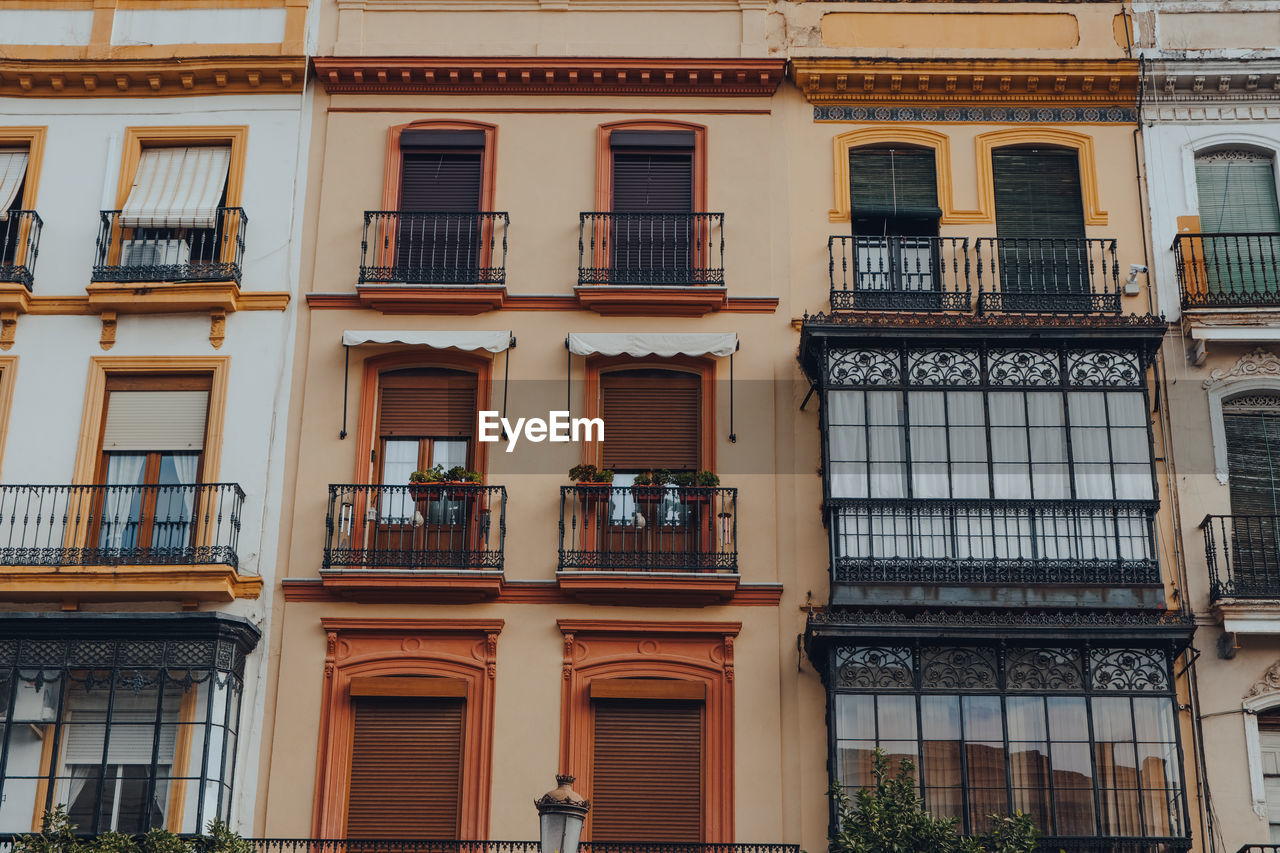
[1215,600,1280,634]
[574,285,728,316]
[556,570,740,606]
[0,564,261,602]
[355,283,508,315]
[319,568,505,602]
[86,279,242,313]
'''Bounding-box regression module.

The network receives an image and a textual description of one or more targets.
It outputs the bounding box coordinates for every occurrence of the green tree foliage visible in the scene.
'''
[829,749,1040,853]
[11,808,253,853]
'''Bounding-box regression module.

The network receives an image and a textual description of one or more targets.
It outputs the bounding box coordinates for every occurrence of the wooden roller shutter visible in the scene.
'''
[991,149,1086,239]
[378,369,478,438]
[346,697,465,838]
[591,700,702,842]
[612,152,693,213]
[400,152,483,212]
[600,370,700,471]
[1194,153,1280,234]
[1224,396,1280,516]
[849,147,941,222]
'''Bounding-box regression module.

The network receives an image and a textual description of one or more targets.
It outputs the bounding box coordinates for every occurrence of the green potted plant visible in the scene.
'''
[632,469,672,513]
[569,464,614,504]
[408,464,445,500]
[675,470,719,508]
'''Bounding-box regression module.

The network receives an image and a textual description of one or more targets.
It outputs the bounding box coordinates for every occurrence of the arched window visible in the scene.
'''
[1258,707,1280,841]
[1194,149,1280,300]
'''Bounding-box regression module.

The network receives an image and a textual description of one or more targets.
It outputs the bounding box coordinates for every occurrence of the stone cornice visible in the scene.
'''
[0,57,306,98]
[312,57,786,96]
[791,58,1140,109]
[1142,58,1280,118]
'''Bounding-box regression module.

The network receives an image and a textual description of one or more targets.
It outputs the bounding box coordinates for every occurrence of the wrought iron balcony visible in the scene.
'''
[579,212,724,286]
[975,237,1120,314]
[93,208,247,284]
[0,210,41,289]
[1173,232,1280,309]
[248,842,799,853]
[359,211,509,285]
[828,235,970,311]
[829,498,1160,587]
[559,485,737,573]
[0,483,244,568]
[1237,846,1280,853]
[1037,841,1189,853]
[324,483,506,572]
[1202,513,1280,601]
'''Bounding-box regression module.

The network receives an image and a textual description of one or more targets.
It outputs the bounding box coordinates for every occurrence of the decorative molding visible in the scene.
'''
[816,105,1138,124]
[792,59,1140,110]
[307,291,777,313]
[312,57,785,97]
[1202,347,1280,389]
[1245,657,1280,701]
[209,309,226,349]
[0,57,305,98]
[281,577,783,604]
[99,311,116,351]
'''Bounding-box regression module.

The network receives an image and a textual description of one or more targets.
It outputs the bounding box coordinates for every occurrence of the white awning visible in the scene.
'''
[0,149,29,222]
[342,330,514,352]
[567,332,738,358]
[120,145,231,229]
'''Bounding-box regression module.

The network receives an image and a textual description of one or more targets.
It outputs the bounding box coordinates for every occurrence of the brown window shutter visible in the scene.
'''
[378,369,478,437]
[401,151,483,212]
[347,697,464,838]
[611,151,693,213]
[600,370,700,471]
[590,700,702,843]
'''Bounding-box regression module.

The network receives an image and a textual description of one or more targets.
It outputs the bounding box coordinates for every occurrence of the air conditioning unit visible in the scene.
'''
[121,237,190,268]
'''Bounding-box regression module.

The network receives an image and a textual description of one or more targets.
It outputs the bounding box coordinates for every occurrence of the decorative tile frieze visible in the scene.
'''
[815,105,1138,123]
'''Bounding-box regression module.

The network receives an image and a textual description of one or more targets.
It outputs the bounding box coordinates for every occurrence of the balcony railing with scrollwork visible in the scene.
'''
[829,498,1160,586]
[93,208,247,284]
[1236,846,1280,853]
[1035,840,1189,853]
[559,485,737,573]
[828,235,970,311]
[1173,232,1280,309]
[1202,513,1280,601]
[0,483,245,568]
[324,483,506,571]
[975,237,1120,313]
[0,210,41,289]
[246,842,799,853]
[579,212,724,286]
[359,211,508,285]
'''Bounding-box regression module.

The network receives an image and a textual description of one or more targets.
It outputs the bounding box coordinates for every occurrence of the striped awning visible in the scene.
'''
[0,149,29,222]
[120,145,230,229]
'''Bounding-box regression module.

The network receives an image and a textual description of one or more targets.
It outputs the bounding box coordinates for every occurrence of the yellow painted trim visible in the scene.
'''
[0,128,47,208]
[0,357,20,481]
[0,0,92,8]
[829,125,1109,226]
[0,57,304,95]
[88,0,117,59]
[116,125,248,209]
[116,0,284,8]
[72,356,229,486]
[974,127,1109,226]
[236,291,291,310]
[0,566,263,601]
[23,293,287,314]
[86,280,242,313]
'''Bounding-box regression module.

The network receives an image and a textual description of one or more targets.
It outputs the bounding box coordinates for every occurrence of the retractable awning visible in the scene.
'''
[0,150,29,221]
[336,330,516,439]
[564,331,740,443]
[341,330,514,352]
[120,146,231,229]
[566,332,738,359]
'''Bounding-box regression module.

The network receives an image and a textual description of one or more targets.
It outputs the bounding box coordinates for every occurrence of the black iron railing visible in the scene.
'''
[579,212,724,286]
[359,211,509,285]
[1202,513,1280,600]
[1036,841,1190,853]
[248,842,798,853]
[1174,232,1280,308]
[1236,846,1280,853]
[324,483,507,571]
[92,207,247,284]
[559,485,738,573]
[829,235,970,311]
[0,210,41,289]
[0,483,244,568]
[829,498,1160,585]
[975,237,1120,313]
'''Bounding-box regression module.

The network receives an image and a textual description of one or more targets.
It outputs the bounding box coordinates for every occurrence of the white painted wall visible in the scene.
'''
[0,92,308,834]
[0,10,93,46]
[111,8,289,46]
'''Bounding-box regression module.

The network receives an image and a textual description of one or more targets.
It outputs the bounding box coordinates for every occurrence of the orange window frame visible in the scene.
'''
[313,618,503,839]
[557,620,738,843]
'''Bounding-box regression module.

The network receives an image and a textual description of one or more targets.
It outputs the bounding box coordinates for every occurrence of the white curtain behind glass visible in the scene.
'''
[101,455,146,550]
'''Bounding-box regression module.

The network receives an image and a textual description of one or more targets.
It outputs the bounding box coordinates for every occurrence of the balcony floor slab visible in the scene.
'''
[831,581,1168,610]
[0,564,261,602]
[355,284,508,315]
[556,571,741,606]
[319,568,505,602]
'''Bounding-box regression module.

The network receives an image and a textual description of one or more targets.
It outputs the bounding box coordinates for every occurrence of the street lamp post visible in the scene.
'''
[535,774,590,853]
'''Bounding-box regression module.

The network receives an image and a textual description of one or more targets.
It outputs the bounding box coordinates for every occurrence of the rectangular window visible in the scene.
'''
[116,146,232,270]
[610,133,694,279]
[600,369,700,473]
[832,646,1184,841]
[0,630,249,834]
[396,132,484,278]
[346,696,464,838]
[591,698,702,842]
[991,149,1088,303]
[0,147,29,265]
